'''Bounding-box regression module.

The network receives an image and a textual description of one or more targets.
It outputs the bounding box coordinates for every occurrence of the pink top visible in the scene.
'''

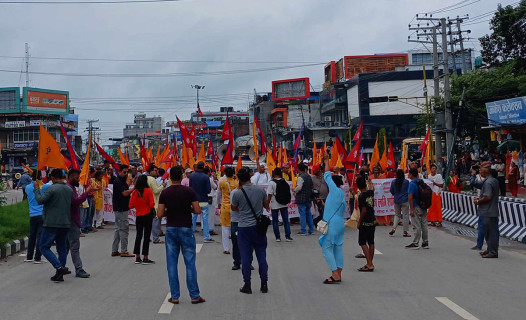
[182,177,190,187]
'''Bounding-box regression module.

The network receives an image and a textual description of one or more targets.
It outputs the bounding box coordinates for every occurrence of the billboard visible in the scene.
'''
[272,77,310,101]
[0,87,21,114]
[22,87,69,115]
[486,96,526,125]
[343,54,408,79]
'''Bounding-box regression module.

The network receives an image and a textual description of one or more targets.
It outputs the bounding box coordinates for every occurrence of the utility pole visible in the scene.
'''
[448,23,457,74]
[441,18,453,163]
[85,119,100,164]
[191,84,205,120]
[455,18,469,74]
[24,43,30,87]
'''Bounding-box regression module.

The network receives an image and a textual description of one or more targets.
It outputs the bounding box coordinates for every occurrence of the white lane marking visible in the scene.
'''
[158,292,174,314]
[196,243,203,253]
[436,297,480,320]
[374,249,383,255]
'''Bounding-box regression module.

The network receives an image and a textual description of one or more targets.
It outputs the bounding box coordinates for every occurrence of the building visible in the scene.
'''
[398,49,474,74]
[123,113,163,139]
[0,87,78,173]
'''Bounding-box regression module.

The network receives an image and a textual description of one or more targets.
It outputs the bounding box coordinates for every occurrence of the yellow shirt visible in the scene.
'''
[92,178,107,211]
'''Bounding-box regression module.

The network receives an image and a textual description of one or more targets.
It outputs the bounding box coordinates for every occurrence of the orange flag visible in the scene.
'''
[370,134,380,170]
[181,147,189,168]
[291,165,297,188]
[154,145,161,166]
[277,146,283,167]
[266,149,276,175]
[379,136,388,171]
[188,148,196,169]
[236,156,243,174]
[283,148,289,164]
[330,144,339,168]
[80,135,91,185]
[312,139,318,167]
[118,147,129,165]
[197,143,206,163]
[37,125,67,170]
[252,122,259,160]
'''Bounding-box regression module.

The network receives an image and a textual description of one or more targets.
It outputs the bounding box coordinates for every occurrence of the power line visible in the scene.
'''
[0,0,184,4]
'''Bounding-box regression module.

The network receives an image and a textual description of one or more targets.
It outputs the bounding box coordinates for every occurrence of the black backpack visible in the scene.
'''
[416,180,433,210]
[273,179,291,205]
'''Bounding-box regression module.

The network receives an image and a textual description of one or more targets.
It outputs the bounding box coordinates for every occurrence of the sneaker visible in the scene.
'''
[308,232,315,235]
[76,269,90,278]
[120,252,135,257]
[250,265,255,270]
[470,245,482,250]
[276,238,281,242]
[209,231,218,236]
[50,267,67,282]
[296,232,307,236]
[232,265,241,270]
[33,260,43,264]
[204,238,215,243]
[405,243,420,250]
[64,267,72,275]
[260,282,268,293]
[142,259,155,265]
[96,226,104,229]
[286,237,293,242]
[240,282,252,294]
[389,229,395,236]
[135,257,142,264]
[24,258,33,262]
[111,251,120,257]
[421,242,429,249]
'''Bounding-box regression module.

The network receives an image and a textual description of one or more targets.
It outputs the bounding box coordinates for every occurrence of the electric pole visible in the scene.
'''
[24,43,30,87]
[85,119,100,164]
[441,18,453,161]
[191,84,205,120]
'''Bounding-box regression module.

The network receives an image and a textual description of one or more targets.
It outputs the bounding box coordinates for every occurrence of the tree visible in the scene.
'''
[480,1,526,66]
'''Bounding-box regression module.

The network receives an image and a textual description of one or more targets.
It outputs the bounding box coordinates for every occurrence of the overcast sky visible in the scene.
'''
[0,0,516,142]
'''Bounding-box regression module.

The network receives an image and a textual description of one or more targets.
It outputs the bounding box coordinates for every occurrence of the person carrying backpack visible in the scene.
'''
[266,168,293,242]
[405,168,431,250]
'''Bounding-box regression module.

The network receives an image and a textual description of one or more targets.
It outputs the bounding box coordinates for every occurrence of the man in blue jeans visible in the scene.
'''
[158,166,205,304]
[267,168,292,242]
[294,163,314,235]
[189,162,213,243]
[33,169,74,282]
[24,171,50,263]
[231,167,270,294]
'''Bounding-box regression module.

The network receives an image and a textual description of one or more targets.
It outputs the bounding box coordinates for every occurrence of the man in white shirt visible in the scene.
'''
[251,162,271,185]
[491,157,506,196]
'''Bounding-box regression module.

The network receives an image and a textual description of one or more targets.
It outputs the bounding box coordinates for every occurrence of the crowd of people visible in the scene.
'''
[20,148,504,304]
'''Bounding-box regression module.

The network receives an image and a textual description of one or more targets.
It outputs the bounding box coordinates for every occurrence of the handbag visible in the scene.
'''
[345,194,360,229]
[317,201,344,235]
[241,188,271,236]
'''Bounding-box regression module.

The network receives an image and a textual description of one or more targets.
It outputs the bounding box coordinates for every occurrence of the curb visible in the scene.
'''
[1,237,29,259]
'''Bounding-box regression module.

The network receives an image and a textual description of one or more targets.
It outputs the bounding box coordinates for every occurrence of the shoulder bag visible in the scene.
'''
[317,200,344,235]
[241,187,271,236]
[139,190,157,217]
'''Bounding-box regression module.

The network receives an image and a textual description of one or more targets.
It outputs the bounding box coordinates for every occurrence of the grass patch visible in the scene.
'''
[0,200,29,248]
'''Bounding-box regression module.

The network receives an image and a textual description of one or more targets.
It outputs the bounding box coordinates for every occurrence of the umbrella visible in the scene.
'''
[497,140,520,152]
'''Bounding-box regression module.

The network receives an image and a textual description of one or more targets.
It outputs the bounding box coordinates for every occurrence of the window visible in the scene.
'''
[13,129,39,142]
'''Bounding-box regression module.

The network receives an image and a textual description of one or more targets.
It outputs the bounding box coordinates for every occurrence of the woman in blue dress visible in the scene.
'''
[319,152,346,284]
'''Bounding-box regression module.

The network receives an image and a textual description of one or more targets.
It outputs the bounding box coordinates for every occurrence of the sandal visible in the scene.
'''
[355,253,366,258]
[403,232,411,237]
[223,251,231,254]
[389,229,396,236]
[191,296,206,304]
[323,276,340,284]
[436,222,443,228]
[358,265,374,272]
[153,240,165,244]
[168,298,179,304]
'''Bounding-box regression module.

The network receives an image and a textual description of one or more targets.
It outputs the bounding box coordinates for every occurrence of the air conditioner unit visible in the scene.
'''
[324,116,332,122]
[334,122,341,126]
[307,122,313,127]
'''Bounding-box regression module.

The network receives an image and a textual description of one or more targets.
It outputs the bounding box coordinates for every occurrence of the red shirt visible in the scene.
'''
[129,188,155,216]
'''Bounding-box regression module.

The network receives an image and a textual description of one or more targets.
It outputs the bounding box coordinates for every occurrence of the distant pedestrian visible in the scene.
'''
[312,166,329,228]
[24,170,50,263]
[318,153,346,283]
[130,175,156,264]
[251,162,271,185]
[508,162,519,197]
[294,163,314,236]
[491,157,506,196]
[189,162,213,243]
[356,176,376,272]
[267,167,292,242]
[92,170,106,229]
[427,164,444,227]
[158,166,205,305]
[446,170,462,193]
[17,172,32,200]
[219,167,238,255]
[405,168,429,250]
[146,165,166,244]
[206,167,219,236]
[82,168,96,233]
[111,165,135,258]
[231,167,270,294]
[474,162,500,258]
[389,169,410,237]
[66,169,92,278]
[33,169,73,282]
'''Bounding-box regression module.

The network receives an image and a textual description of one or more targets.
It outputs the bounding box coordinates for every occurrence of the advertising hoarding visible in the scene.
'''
[5,121,26,128]
[343,54,408,79]
[22,87,69,115]
[485,96,526,125]
[272,77,310,101]
[0,87,21,114]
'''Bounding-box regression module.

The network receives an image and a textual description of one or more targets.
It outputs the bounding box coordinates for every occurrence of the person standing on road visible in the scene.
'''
[206,167,219,236]
[111,165,135,258]
[294,163,314,236]
[189,162,213,243]
[129,175,156,265]
[312,166,329,228]
[318,153,346,283]
[389,169,411,237]
[66,169,92,278]
[508,162,520,197]
[356,176,377,272]
[146,165,166,244]
[157,165,205,305]
[231,167,270,294]
[427,164,444,227]
[33,169,73,282]
[474,162,501,258]
[405,168,429,250]
[83,168,96,234]
[470,167,486,251]
[24,170,50,263]
[267,167,292,242]
[17,172,32,200]
[491,157,506,196]
[219,167,238,255]
[92,171,106,229]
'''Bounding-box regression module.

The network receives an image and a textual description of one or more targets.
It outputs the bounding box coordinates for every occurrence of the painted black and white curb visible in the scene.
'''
[1,237,28,259]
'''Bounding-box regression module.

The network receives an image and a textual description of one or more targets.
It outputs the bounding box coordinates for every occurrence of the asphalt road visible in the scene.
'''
[1,222,525,320]
[1,189,24,205]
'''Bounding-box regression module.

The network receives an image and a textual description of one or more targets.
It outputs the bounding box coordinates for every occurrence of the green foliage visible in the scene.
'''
[0,200,29,247]
[479,0,526,66]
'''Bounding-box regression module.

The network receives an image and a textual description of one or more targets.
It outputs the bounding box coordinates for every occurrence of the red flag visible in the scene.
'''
[353,121,363,142]
[387,142,396,169]
[190,124,198,152]
[221,139,234,165]
[59,121,80,170]
[139,140,150,169]
[198,103,204,117]
[207,139,214,156]
[221,116,232,142]
[95,142,119,171]
[254,116,267,155]
[345,138,361,164]
[334,136,348,159]
[419,128,430,165]
[177,117,192,148]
